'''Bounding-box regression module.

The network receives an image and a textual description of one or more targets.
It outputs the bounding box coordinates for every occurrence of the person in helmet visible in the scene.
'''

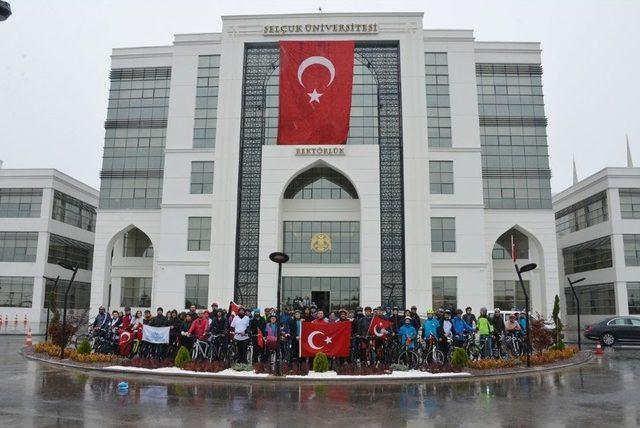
[440,309,453,355]
[477,307,494,358]
[398,316,418,350]
[422,308,441,341]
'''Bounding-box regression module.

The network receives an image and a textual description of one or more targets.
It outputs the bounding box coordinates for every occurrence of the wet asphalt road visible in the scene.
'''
[0,336,638,427]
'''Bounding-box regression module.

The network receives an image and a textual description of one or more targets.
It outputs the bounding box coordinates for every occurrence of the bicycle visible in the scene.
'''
[190,333,212,361]
[397,338,419,369]
[462,332,482,361]
[422,335,445,365]
[504,332,523,357]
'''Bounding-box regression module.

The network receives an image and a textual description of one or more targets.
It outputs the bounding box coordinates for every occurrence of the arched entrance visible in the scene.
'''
[102,225,155,310]
[279,164,361,313]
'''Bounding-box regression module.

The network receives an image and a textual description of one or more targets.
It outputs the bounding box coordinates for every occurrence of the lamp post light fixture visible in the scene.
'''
[269,251,289,376]
[567,276,586,350]
[57,262,79,359]
[42,275,60,342]
[515,262,537,368]
[0,1,11,21]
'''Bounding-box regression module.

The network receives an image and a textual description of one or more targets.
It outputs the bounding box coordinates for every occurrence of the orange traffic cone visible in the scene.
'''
[23,315,28,325]
[13,315,18,325]
[0,315,3,325]
[24,328,33,347]
[595,342,604,356]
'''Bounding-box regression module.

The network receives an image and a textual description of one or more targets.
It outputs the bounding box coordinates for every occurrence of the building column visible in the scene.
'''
[615,281,629,315]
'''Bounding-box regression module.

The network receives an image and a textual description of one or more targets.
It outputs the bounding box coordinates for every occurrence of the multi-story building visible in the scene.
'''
[553,164,640,330]
[0,168,98,329]
[89,12,559,317]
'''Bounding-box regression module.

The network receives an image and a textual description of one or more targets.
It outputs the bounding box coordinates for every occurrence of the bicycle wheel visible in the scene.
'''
[467,344,482,361]
[431,349,445,365]
[398,351,419,369]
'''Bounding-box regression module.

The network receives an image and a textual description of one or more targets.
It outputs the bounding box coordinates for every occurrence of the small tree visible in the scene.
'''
[174,346,191,368]
[312,352,330,373]
[77,338,92,355]
[552,294,565,349]
[531,314,553,355]
[450,347,468,370]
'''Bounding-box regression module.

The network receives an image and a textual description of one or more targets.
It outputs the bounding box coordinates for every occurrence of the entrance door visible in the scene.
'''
[312,291,330,314]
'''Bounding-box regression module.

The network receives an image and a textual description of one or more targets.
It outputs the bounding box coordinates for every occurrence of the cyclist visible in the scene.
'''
[229,306,251,363]
[121,307,132,331]
[491,308,505,352]
[440,310,453,355]
[409,305,421,330]
[265,314,279,352]
[312,310,328,323]
[142,310,152,325]
[517,312,528,335]
[131,310,144,337]
[398,316,417,350]
[149,307,170,327]
[389,306,403,333]
[476,307,494,358]
[452,309,475,347]
[188,311,209,341]
[463,307,477,329]
[421,309,440,341]
[92,306,111,331]
[505,315,522,335]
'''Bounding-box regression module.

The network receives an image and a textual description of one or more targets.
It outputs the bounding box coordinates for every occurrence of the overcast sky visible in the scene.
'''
[1,0,638,193]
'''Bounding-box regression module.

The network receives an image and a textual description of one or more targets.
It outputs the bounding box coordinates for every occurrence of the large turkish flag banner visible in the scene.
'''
[300,321,351,357]
[277,41,355,145]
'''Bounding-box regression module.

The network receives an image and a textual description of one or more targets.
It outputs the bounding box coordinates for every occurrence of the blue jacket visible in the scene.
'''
[452,316,474,338]
[398,324,418,350]
[519,318,527,333]
[422,317,440,339]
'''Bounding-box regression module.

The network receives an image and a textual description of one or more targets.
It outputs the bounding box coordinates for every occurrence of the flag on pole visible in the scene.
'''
[511,234,516,263]
[229,301,240,317]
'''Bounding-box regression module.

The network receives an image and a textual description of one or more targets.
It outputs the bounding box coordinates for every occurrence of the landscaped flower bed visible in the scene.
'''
[468,346,579,370]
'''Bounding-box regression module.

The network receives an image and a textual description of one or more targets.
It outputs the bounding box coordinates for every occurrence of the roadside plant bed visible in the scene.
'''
[468,347,582,372]
[32,342,120,364]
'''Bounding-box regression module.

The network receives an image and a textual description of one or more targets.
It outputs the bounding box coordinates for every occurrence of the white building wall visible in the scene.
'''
[0,169,98,327]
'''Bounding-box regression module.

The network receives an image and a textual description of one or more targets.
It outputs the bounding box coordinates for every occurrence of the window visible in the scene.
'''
[190,161,214,194]
[0,277,34,307]
[493,280,529,310]
[628,282,640,315]
[193,55,220,148]
[0,232,38,262]
[123,228,153,257]
[187,217,211,251]
[47,234,93,270]
[100,67,170,210]
[562,236,612,274]
[477,63,551,210]
[619,189,640,219]
[0,188,42,218]
[431,217,455,252]
[429,161,454,194]
[283,221,360,264]
[121,277,152,307]
[52,191,97,232]
[555,191,608,236]
[492,228,529,260]
[264,58,379,145]
[425,53,452,148]
[282,277,360,311]
[185,274,209,309]
[432,277,457,310]
[284,167,358,200]
[624,235,640,266]
[564,283,616,315]
[44,278,90,309]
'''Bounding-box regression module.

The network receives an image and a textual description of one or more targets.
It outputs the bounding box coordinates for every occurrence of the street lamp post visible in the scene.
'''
[515,262,537,367]
[269,251,289,376]
[42,275,60,342]
[567,276,586,350]
[58,262,78,359]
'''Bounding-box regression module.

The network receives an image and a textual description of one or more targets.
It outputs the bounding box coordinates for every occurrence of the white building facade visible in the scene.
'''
[0,169,98,328]
[553,167,640,330]
[90,12,560,318]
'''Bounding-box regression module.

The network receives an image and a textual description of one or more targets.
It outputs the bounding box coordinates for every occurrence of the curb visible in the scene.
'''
[21,349,593,383]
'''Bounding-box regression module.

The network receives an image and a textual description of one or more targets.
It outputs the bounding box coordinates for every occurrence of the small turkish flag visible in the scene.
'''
[257,329,265,349]
[228,301,240,318]
[300,320,351,357]
[368,316,392,339]
[277,40,355,145]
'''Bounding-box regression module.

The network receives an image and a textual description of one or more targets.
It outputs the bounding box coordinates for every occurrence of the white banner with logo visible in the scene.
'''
[142,325,170,344]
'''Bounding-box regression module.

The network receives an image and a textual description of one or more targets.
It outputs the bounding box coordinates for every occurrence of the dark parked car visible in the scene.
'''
[584,316,640,346]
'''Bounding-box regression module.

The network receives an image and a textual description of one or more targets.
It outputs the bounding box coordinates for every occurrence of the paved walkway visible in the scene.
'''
[1,336,638,427]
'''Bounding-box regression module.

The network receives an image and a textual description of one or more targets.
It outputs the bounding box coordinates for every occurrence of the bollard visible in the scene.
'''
[24,328,33,347]
[14,315,18,325]
[23,315,28,325]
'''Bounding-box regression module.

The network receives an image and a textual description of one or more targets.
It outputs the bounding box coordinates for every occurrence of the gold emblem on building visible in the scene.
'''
[310,233,332,253]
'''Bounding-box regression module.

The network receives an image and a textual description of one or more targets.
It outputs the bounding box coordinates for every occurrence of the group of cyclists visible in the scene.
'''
[85,301,530,369]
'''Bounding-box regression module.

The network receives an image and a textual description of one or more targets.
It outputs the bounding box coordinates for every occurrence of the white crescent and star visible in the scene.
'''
[373,322,387,337]
[307,330,333,350]
[296,55,336,104]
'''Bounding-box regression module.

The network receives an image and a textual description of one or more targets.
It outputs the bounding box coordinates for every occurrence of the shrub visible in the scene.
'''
[450,347,468,370]
[550,341,566,351]
[390,363,409,372]
[531,314,553,354]
[77,339,92,355]
[232,363,254,372]
[312,352,330,373]
[174,346,191,368]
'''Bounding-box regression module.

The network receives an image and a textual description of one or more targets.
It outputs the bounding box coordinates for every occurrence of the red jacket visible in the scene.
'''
[188,317,208,340]
[121,314,132,331]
